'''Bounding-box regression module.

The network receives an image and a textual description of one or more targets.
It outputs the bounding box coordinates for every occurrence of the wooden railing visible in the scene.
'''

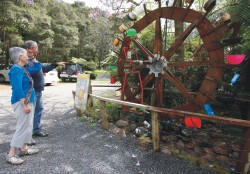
[88,93,250,174]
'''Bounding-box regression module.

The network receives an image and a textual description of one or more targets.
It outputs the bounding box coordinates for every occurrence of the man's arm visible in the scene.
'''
[42,62,66,73]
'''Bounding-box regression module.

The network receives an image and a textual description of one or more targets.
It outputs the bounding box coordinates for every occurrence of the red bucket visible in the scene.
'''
[226,54,246,65]
[110,77,116,84]
[184,116,201,128]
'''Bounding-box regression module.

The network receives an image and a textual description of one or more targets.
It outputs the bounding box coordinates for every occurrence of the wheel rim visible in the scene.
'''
[118,6,224,112]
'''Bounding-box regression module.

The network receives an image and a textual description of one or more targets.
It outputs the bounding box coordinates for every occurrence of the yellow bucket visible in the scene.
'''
[113,38,119,47]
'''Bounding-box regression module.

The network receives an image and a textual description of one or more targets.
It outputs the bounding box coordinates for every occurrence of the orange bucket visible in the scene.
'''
[184,116,201,128]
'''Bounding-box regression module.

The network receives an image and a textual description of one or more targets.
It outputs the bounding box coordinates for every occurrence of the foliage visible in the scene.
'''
[101,53,118,67]
[0,0,115,66]
[70,57,97,71]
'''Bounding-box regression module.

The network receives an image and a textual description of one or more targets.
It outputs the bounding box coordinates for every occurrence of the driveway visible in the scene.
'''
[0,82,216,174]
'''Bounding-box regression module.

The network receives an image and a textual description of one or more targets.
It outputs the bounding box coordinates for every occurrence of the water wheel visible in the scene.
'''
[117,0,225,113]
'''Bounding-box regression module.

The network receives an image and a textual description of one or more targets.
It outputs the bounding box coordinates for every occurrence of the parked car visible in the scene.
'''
[60,64,83,82]
[0,67,11,83]
[44,69,59,86]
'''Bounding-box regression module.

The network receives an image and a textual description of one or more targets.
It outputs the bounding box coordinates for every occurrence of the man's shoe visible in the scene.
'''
[6,154,24,165]
[19,147,39,156]
[33,131,48,137]
[27,138,36,146]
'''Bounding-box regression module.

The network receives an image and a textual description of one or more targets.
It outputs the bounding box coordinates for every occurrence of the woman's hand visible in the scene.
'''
[23,104,31,114]
[20,98,31,114]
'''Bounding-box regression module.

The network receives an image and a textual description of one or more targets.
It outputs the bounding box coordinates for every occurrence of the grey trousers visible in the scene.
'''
[10,102,34,148]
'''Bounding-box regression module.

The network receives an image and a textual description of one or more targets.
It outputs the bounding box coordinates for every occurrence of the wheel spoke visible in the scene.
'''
[168,61,211,67]
[163,20,198,60]
[161,70,196,104]
[155,75,164,107]
[153,18,163,55]
[132,39,154,57]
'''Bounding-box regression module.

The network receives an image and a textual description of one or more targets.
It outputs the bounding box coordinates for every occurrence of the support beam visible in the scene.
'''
[151,111,160,151]
[236,108,250,173]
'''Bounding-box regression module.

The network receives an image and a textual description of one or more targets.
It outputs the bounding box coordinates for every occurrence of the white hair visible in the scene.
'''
[9,47,27,63]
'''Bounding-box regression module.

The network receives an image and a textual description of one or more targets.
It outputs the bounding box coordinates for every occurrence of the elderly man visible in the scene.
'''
[24,40,65,139]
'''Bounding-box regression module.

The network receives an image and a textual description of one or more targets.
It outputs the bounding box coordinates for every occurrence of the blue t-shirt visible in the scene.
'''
[8,63,41,104]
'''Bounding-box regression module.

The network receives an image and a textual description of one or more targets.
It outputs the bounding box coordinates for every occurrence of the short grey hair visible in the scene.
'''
[23,40,38,49]
[9,47,27,63]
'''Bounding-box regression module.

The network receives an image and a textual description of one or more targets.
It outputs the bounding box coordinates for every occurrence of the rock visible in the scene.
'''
[139,136,151,146]
[197,158,209,168]
[112,127,126,137]
[196,132,211,143]
[129,123,137,132]
[135,127,149,137]
[185,143,195,149]
[203,148,214,154]
[199,153,214,161]
[143,120,150,128]
[229,152,239,159]
[181,129,191,137]
[216,155,229,161]
[214,147,228,155]
[161,147,172,155]
[232,144,240,152]
[177,140,185,149]
[116,120,129,128]
[214,140,226,147]
[194,146,203,156]
[161,135,178,142]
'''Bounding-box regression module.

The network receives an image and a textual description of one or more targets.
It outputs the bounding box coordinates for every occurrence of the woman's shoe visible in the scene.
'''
[27,138,36,146]
[6,154,24,165]
[19,147,39,156]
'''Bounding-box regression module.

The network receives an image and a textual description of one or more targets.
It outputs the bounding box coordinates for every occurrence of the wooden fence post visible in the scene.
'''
[99,100,109,130]
[236,108,250,173]
[87,85,93,108]
[151,111,160,151]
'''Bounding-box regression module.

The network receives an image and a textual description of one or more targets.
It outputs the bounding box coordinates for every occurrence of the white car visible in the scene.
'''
[44,69,59,85]
[0,67,10,83]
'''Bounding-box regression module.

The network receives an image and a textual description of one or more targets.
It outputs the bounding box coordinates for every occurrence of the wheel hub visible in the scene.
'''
[147,54,168,77]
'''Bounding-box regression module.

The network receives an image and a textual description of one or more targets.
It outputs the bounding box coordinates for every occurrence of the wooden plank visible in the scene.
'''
[99,100,109,130]
[89,94,250,127]
[151,111,160,151]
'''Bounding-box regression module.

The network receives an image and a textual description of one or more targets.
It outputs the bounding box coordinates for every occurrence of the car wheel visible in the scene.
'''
[0,75,5,83]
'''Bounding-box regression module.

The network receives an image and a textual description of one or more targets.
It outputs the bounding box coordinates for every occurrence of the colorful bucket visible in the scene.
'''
[184,116,201,128]
[110,77,116,84]
[113,38,119,47]
[226,54,246,65]
[119,24,127,33]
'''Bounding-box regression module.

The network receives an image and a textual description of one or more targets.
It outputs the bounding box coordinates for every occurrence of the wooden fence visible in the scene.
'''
[87,92,250,174]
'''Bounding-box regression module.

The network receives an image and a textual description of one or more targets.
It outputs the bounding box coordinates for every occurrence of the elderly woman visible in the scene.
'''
[6,47,41,165]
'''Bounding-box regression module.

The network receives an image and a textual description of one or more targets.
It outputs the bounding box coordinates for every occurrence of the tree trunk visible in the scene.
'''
[174,0,184,61]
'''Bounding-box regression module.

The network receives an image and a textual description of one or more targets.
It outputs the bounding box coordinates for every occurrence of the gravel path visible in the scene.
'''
[0,83,216,174]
